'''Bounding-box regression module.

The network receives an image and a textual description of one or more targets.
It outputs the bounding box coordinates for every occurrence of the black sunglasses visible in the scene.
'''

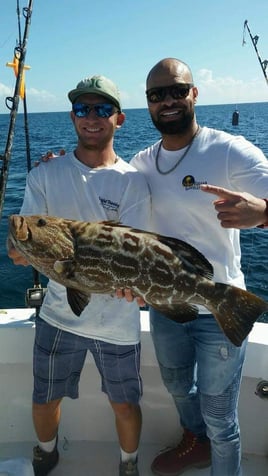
[72,103,118,118]
[146,83,194,103]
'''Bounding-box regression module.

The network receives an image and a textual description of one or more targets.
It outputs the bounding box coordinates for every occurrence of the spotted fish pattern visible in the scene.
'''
[8,215,268,346]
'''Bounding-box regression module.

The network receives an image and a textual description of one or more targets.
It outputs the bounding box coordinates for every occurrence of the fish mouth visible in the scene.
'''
[9,215,30,242]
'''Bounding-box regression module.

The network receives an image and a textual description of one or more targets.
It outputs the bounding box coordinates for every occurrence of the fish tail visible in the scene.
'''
[206,283,268,347]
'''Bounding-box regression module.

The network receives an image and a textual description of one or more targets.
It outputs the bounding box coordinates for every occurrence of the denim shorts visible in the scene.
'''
[33,317,142,404]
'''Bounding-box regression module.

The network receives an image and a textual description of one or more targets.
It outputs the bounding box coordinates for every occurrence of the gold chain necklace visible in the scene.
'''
[155,126,201,175]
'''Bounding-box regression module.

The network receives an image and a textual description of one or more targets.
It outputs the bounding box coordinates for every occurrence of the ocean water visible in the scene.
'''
[0,103,268,322]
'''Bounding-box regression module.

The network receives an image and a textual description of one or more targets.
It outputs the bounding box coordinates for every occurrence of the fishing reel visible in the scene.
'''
[25,285,47,308]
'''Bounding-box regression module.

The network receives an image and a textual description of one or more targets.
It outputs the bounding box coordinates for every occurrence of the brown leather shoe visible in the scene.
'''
[151,429,211,475]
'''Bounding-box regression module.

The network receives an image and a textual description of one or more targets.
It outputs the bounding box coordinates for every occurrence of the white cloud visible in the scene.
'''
[23,87,67,112]
[0,82,12,96]
[26,87,55,99]
[196,69,268,105]
[0,83,69,113]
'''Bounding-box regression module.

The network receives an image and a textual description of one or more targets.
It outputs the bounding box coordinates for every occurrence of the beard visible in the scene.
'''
[150,109,194,135]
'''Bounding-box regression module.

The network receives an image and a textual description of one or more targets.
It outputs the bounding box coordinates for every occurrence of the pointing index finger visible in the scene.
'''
[200,184,238,200]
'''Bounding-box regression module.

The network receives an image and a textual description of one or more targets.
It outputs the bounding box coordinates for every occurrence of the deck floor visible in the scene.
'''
[0,441,267,475]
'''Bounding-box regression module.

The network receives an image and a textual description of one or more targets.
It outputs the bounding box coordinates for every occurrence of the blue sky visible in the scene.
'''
[0,0,268,113]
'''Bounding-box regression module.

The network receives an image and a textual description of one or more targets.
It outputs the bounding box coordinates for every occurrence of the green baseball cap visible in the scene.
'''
[68,75,121,111]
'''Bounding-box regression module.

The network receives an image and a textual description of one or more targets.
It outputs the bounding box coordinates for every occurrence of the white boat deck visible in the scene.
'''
[1,441,267,475]
[0,309,268,475]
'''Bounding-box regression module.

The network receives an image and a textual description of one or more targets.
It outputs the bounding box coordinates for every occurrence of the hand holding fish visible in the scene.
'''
[201,184,267,229]
[116,288,146,307]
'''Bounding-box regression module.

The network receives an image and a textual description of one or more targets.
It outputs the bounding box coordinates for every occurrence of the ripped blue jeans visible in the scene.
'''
[150,308,247,476]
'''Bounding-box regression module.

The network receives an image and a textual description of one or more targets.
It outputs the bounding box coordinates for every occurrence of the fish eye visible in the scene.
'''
[37,218,47,227]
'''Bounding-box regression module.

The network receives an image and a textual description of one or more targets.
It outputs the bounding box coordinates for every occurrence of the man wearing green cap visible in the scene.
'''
[8,75,151,476]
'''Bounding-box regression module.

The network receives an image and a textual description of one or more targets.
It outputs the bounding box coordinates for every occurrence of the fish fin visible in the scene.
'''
[156,235,214,280]
[92,223,213,280]
[207,283,268,346]
[54,259,75,278]
[66,288,91,317]
[151,303,199,323]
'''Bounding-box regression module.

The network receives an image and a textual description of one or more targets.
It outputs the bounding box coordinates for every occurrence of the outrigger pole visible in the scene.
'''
[0,0,34,221]
[243,20,268,85]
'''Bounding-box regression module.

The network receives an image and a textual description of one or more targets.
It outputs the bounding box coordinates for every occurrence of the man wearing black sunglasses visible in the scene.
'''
[8,75,151,476]
[130,58,268,476]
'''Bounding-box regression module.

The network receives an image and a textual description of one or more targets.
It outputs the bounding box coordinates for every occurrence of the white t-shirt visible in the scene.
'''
[20,152,151,344]
[131,126,268,307]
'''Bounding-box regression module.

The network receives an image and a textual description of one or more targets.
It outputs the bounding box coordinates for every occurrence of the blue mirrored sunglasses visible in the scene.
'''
[72,103,117,118]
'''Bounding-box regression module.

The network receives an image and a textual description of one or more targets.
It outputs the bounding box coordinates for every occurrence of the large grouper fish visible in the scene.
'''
[8,214,268,346]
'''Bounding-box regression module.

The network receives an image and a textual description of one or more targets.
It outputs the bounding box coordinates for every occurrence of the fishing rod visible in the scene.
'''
[232,21,267,127]
[0,1,44,315]
[0,0,34,221]
[243,20,268,85]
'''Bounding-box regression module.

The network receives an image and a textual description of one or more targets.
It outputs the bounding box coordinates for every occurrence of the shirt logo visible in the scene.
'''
[182,175,207,190]
[99,197,119,211]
